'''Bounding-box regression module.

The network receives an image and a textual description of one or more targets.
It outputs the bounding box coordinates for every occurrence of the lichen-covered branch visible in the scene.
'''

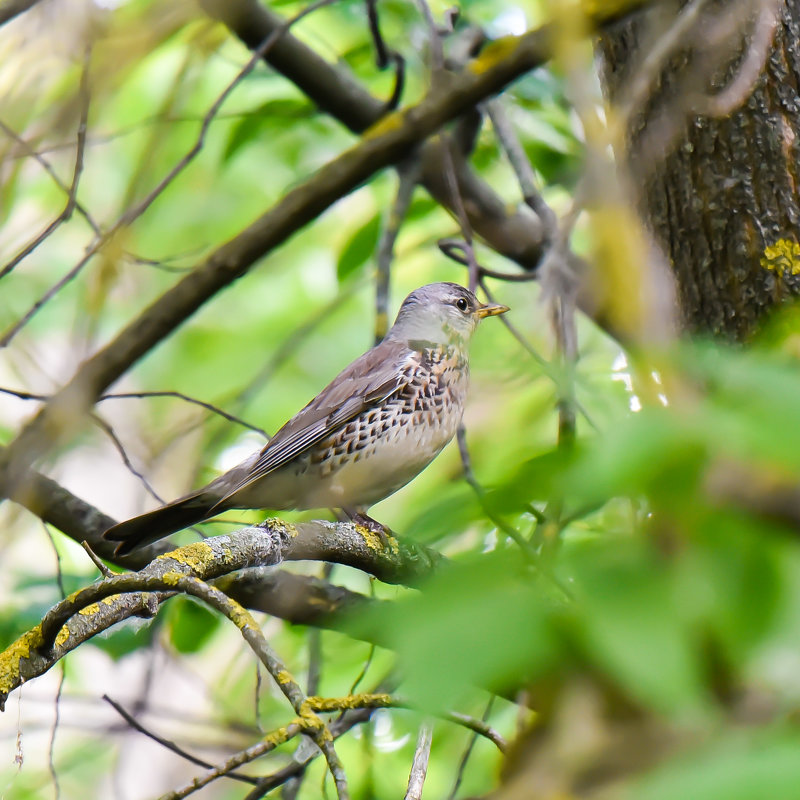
[0,520,439,710]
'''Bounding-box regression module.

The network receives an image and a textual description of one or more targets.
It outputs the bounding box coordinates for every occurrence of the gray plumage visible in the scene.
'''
[104,282,508,554]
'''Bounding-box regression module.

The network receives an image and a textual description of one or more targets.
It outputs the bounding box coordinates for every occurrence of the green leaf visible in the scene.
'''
[336,214,381,282]
[222,99,314,163]
[348,552,561,709]
[566,540,707,715]
[166,596,221,654]
[635,727,800,800]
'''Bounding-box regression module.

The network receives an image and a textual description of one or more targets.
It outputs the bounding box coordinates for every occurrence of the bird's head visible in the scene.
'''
[387,282,509,347]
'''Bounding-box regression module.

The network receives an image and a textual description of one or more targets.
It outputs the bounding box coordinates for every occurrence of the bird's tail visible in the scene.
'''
[103,491,219,556]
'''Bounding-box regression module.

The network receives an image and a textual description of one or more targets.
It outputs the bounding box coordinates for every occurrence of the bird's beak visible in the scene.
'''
[476,302,510,319]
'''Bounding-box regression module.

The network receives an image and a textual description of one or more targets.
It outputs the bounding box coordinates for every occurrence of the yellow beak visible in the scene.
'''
[476,302,510,319]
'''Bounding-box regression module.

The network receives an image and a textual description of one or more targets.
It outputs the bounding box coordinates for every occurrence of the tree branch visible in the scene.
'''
[202,0,544,261]
[0,518,438,709]
[0,0,654,506]
[0,16,553,501]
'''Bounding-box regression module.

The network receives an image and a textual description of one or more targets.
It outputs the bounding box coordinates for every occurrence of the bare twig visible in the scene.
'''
[81,540,115,579]
[0,119,102,237]
[365,0,390,68]
[486,99,557,234]
[90,413,165,503]
[404,722,433,800]
[414,0,445,74]
[102,694,260,785]
[448,697,495,800]
[0,0,339,347]
[242,708,376,800]
[0,45,93,281]
[99,391,268,438]
[112,573,350,798]
[42,524,66,800]
[439,137,480,291]
[0,384,267,437]
[375,162,420,342]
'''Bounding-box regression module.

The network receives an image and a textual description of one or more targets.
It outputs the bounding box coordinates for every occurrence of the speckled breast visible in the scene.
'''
[292,344,469,509]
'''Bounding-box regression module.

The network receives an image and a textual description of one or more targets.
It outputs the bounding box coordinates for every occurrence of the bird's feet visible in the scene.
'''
[346,509,394,545]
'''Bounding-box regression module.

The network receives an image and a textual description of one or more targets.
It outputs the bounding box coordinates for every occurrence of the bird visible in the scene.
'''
[104,282,508,555]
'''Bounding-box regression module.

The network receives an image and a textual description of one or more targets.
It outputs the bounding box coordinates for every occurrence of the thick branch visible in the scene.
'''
[200,0,546,270]
[0,521,435,709]
[1,452,393,625]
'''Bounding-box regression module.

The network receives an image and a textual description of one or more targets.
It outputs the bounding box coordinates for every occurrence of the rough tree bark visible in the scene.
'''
[598,0,800,340]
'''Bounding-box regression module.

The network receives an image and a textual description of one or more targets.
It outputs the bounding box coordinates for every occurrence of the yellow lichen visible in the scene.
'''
[265,517,298,538]
[228,603,258,631]
[262,724,295,747]
[355,524,399,555]
[0,626,44,699]
[305,693,392,713]
[276,669,295,686]
[467,35,521,77]
[362,109,407,139]
[761,238,800,275]
[54,625,70,648]
[78,603,100,616]
[160,569,185,587]
[160,541,216,573]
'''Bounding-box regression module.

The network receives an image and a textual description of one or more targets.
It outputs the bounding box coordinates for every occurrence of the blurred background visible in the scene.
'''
[3,0,800,798]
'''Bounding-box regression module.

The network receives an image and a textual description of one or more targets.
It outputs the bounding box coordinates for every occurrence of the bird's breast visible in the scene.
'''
[290,346,469,509]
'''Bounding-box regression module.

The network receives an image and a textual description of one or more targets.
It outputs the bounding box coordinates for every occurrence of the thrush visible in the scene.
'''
[104,282,508,554]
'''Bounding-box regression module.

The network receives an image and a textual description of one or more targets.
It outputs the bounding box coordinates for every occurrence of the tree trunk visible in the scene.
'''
[597,0,800,340]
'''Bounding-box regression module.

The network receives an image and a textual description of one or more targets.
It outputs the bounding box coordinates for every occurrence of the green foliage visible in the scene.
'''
[164,595,222,654]
[2,2,800,799]
[337,213,382,282]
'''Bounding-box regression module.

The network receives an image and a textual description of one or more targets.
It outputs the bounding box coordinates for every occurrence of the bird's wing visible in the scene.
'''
[214,339,412,503]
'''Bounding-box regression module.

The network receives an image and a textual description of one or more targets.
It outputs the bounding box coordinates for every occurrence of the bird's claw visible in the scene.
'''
[350,511,393,544]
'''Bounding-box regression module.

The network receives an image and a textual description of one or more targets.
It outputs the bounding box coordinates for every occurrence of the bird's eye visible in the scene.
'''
[456,297,469,312]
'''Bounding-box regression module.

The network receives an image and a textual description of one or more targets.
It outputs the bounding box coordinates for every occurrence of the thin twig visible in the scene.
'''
[0,0,339,347]
[0,385,266,436]
[413,0,444,74]
[486,99,557,234]
[375,162,420,342]
[42,523,66,800]
[81,540,114,578]
[90,413,166,504]
[282,581,331,800]
[0,45,93,281]
[439,138,480,291]
[0,120,102,237]
[404,722,433,800]
[102,694,260,785]
[448,697,495,800]
[99,391,268,438]
[365,0,390,68]
[241,708,376,800]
